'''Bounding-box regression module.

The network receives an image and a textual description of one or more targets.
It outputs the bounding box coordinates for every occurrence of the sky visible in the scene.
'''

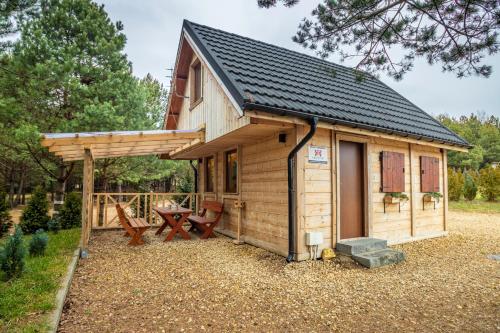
[97,0,500,118]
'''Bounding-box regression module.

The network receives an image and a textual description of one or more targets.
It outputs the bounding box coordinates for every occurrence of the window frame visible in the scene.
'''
[224,148,238,194]
[204,155,215,193]
[190,59,203,109]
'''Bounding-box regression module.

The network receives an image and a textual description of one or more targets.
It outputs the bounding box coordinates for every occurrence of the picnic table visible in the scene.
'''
[153,206,193,242]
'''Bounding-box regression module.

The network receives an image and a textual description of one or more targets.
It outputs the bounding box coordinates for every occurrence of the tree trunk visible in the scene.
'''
[8,168,15,208]
[15,166,26,206]
[117,181,122,202]
[53,164,67,214]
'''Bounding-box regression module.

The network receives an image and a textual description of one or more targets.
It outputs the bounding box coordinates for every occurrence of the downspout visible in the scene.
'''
[287,117,318,263]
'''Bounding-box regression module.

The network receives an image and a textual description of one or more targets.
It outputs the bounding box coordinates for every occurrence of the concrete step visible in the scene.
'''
[352,249,406,268]
[336,237,387,256]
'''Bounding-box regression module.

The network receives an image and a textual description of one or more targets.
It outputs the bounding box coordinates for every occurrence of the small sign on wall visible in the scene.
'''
[308,146,328,164]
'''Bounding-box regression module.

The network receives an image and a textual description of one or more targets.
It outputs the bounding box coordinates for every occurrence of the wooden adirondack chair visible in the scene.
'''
[115,204,150,245]
[187,200,224,239]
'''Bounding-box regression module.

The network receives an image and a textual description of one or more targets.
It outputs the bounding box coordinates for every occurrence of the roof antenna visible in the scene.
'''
[166,68,174,79]
[166,66,189,99]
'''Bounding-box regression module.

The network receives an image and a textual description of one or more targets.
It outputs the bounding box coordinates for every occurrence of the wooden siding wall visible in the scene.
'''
[370,138,445,242]
[240,130,292,254]
[410,144,445,237]
[370,139,413,240]
[296,128,334,259]
[176,54,250,141]
[201,129,294,256]
[198,125,446,260]
[295,133,445,259]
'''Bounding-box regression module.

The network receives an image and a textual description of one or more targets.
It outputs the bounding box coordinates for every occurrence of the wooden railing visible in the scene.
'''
[91,192,200,229]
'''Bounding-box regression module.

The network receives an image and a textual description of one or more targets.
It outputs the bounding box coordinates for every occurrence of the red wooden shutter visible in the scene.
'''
[394,152,405,192]
[381,151,405,192]
[420,156,431,192]
[420,156,440,192]
[381,151,392,192]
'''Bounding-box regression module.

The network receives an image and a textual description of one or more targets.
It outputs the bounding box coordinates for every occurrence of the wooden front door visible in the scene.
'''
[339,141,365,239]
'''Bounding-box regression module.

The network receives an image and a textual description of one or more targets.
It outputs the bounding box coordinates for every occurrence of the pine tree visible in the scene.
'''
[0,226,26,280]
[463,172,478,201]
[59,192,81,229]
[0,0,37,52]
[28,229,49,256]
[259,0,499,79]
[0,191,12,237]
[20,186,50,234]
[1,0,165,209]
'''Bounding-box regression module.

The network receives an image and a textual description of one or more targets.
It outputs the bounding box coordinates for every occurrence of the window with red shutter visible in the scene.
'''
[380,151,405,192]
[420,156,440,192]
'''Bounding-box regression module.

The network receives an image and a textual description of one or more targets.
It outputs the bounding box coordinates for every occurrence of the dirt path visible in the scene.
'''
[59,211,499,332]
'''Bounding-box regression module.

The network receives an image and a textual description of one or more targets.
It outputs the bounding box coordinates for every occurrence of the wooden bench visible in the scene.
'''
[115,204,150,245]
[187,200,224,239]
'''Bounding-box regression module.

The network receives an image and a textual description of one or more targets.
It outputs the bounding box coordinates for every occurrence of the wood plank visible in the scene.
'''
[442,149,448,231]
[366,140,373,237]
[42,128,204,146]
[409,144,416,237]
[331,130,337,246]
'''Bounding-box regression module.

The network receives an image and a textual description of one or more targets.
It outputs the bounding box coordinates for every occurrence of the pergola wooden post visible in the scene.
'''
[80,148,94,257]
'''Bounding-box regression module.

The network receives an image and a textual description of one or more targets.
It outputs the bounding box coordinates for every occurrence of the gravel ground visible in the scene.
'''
[59,211,499,333]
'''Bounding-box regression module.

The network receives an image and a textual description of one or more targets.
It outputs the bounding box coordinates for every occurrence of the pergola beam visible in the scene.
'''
[48,139,193,153]
[62,148,180,161]
[169,138,203,158]
[42,127,204,147]
[52,143,186,157]
[41,126,206,161]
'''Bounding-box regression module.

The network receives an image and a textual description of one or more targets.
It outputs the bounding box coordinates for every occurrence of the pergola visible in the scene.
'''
[40,126,205,255]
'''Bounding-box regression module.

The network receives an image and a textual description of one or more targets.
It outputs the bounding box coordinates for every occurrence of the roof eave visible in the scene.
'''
[163,24,188,130]
[243,103,472,150]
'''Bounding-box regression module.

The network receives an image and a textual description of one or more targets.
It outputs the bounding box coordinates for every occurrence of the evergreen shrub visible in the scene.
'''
[20,186,50,234]
[0,226,26,280]
[59,192,81,229]
[28,229,49,257]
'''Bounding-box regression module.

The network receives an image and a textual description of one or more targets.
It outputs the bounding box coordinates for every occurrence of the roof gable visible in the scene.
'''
[182,20,469,148]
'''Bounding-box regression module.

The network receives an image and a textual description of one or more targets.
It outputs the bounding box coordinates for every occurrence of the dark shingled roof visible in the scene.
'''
[183,20,469,147]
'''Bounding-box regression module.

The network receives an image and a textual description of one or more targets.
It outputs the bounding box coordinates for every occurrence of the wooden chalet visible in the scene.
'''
[163,20,469,261]
[41,20,470,262]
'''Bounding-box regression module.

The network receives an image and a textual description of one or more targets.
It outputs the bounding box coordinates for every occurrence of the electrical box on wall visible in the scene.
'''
[305,232,323,246]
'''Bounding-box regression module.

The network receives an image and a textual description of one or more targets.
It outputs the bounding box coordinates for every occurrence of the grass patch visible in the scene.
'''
[449,199,500,214]
[0,228,80,332]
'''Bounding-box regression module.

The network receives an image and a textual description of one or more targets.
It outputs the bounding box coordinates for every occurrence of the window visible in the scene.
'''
[225,149,238,193]
[191,61,202,106]
[420,156,440,192]
[205,156,215,193]
[380,151,405,192]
